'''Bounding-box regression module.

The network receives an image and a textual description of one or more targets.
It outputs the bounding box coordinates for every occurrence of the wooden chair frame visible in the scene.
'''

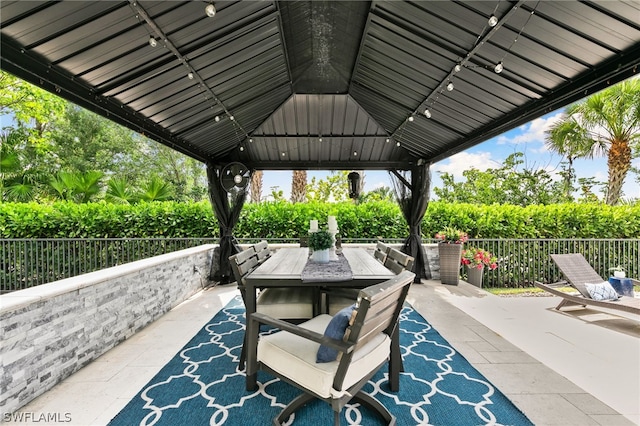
[249,270,415,426]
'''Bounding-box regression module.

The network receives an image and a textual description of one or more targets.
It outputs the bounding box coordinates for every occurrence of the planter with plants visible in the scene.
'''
[461,247,498,288]
[435,227,468,285]
[309,230,333,263]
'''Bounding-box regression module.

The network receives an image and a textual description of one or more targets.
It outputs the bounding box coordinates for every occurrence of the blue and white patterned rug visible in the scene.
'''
[109,296,532,425]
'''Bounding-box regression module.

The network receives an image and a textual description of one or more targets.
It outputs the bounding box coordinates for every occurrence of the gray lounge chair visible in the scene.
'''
[534,253,639,315]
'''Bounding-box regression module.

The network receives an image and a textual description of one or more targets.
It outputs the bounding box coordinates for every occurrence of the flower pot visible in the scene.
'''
[312,249,330,264]
[466,264,484,288]
[438,243,462,285]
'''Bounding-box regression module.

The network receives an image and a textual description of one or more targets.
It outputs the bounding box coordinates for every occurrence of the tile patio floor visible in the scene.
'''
[7,280,639,426]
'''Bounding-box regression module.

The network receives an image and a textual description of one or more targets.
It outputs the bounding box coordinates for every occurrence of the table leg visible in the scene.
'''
[245,284,258,391]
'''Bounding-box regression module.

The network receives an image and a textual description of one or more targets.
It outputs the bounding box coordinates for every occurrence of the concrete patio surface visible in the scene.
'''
[5,280,639,425]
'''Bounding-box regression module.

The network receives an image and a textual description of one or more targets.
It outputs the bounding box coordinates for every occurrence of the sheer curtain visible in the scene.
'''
[390,163,432,282]
[206,162,250,283]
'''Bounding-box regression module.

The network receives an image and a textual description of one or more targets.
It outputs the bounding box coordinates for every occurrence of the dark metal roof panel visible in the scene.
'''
[2,0,639,170]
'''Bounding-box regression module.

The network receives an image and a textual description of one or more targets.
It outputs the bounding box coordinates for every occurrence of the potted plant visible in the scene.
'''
[461,247,498,287]
[435,227,468,285]
[609,265,626,278]
[309,230,333,263]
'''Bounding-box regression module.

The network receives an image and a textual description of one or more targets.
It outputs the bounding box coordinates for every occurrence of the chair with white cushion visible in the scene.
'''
[230,245,314,369]
[249,270,414,426]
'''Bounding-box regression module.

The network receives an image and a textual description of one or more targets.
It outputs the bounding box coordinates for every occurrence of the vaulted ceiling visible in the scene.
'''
[2,1,639,171]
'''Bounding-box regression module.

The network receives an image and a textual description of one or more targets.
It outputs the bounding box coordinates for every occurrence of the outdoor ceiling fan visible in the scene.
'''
[220,162,250,194]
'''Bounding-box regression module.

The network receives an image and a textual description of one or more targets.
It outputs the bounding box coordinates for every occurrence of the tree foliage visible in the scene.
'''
[0,72,208,204]
[434,153,568,206]
[546,78,640,205]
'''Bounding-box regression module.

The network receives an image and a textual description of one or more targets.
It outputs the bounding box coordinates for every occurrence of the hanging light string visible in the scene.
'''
[397,0,525,132]
[495,0,540,72]
[127,1,248,137]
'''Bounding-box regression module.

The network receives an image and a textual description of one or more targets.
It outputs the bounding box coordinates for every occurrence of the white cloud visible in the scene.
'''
[496,112,565,153]
[434,151,500,180]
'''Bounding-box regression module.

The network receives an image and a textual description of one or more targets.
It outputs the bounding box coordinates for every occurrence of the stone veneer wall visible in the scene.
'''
[0,244,215,414]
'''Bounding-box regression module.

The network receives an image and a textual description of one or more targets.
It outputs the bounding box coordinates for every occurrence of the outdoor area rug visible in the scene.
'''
[109,296,533,426]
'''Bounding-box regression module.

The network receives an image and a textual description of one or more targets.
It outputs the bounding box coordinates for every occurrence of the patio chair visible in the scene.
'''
[250,269,415,426]
[373,241,390,264]
[326,247,414,315]
[534,253,639,315]
[230,245,314,368]
[384,248,415,274]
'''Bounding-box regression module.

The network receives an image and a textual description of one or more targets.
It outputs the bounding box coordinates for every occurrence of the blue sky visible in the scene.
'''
[261,109,640,201]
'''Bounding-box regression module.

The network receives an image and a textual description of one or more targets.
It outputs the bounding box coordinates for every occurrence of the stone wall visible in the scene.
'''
[0,245,215,414]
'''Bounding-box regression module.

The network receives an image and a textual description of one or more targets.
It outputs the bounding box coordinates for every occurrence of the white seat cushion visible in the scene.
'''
[257,288,314,319]
[257,315,390,399]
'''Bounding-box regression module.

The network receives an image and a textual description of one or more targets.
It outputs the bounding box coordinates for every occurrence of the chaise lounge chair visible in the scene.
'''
[534,253,639,315]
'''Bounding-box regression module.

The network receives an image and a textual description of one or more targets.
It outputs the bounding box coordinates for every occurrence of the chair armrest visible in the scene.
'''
[250,312,351,352]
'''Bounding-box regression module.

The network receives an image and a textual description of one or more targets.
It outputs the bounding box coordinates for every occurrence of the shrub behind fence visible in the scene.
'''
[1,238,638,292]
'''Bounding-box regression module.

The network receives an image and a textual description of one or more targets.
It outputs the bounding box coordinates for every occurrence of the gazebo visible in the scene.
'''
[2,0,639,282]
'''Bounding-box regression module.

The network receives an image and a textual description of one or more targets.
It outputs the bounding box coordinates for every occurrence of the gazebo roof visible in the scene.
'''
[2,1,639,170]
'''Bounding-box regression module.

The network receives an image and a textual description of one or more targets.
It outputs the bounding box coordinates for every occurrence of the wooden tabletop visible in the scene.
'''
[245,247,394,284]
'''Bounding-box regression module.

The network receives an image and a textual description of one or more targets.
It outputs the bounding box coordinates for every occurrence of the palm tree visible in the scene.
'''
[49,170,103,203]
[106,177,139,204]
[545,117,596,199]
[290,170,307,203]
[139,176,174,202]
[547,79,640,205]
[250,170,263,202]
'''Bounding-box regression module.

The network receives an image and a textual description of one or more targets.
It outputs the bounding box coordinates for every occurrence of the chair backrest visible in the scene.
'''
[253,240,271,265]
[550,253,604,298]
[384,248,415,274]
[229,247,259,288]
[334,269,414,390]
[373,241,390,264]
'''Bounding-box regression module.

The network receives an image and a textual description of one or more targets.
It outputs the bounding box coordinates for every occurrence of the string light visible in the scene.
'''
[488,15,498,27]
[205,3,216,18]
[148,37,157,47]
[494,62,503,74]
[424,109,432,118]
[446,82,454,91]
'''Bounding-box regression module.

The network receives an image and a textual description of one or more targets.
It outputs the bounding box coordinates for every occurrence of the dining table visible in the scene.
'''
[243,247,404,392]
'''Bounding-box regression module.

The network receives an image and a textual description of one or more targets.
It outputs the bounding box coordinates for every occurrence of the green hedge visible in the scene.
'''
[1,201,638,239]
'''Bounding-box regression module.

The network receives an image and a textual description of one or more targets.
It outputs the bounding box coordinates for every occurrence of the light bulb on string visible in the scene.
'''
[446,82,454,91]
[148,37,157,47]
[424,109,432,118]
[494,62,504,74]
[205,3,216,18]
[488,15,498,27]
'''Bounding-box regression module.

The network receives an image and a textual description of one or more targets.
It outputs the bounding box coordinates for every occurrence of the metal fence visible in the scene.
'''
[1,238,638,292]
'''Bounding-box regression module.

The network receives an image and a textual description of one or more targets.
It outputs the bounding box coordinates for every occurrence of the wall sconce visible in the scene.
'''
[347,172,361,199]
